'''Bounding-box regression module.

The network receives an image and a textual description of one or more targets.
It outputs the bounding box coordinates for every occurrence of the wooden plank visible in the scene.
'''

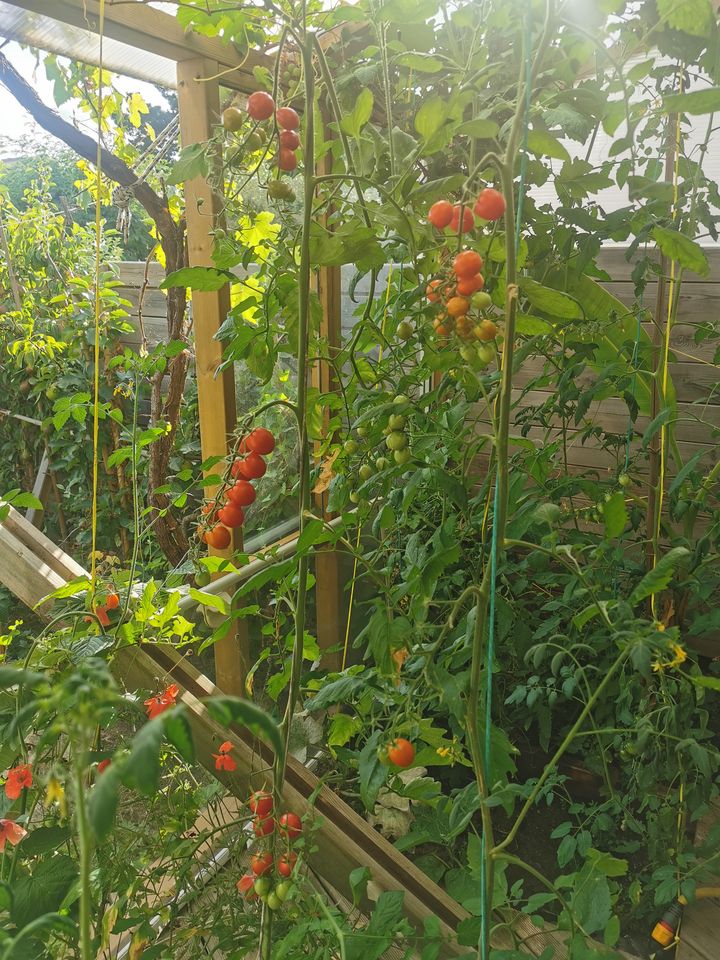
[0,519,68,615]
[8,0,270,92]
[25,449,52,528]
[2,505,86,584]
[677,898,720,960]
[177,57,248,696]
[111,261,166,286]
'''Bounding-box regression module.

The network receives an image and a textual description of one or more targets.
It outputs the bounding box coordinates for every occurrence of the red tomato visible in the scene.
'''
[251,851,273,876]
[236,873,256,898]
[386,737,415,768]
[427,200,454,229]
[205,525,231,550]
[279,129,300,150]
[474,187,506,221]
[246,428,276,455]
[276,106,300,130]
[456,274,484,296]
[227,480,256,507]
[277,852,297,878]
[278,812,302,840]
[450,204,474,234]
[446,296,470,319]
[253,816,275,838]
[217,504,245,528]
[278,148,298,171]
[247,91,275,121]
[249,790,273,819]
[235,454,267,480]
[453,250,484,278]
[426,279,442,303]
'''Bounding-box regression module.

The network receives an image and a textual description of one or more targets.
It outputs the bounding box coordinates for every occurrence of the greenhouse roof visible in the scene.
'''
[0,0,269,92]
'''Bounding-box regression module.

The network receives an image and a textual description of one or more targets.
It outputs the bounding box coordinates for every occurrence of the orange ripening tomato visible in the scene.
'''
[386,737,415,768]
[474,187,506,221]
[446,296,470,319]
[455,317,474,339]
[226,480,256,507]
[453,250,483,278]
[105,593,120,610]
[253,816,275,838]
[247,91,275,121]
[427,200,454,229]
[449,204,474,234]
[456,274,484,296]
[426,279,442,302]
[237,873,256,898]
[276,106,300,130]
[277,852,297,877]
[474,319,499,342]
[217,504,245,528]
[205,525,231,549]
[246,427,276,455]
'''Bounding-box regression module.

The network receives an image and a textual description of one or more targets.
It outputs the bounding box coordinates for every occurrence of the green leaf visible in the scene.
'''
[296,518,334,554]
[340,88,373,139]
[87,761,122,838]
[527,129,570,161]
[664,86,720,114]
[166,142,209,184]
[348,866,371,906]
[652,226,709,277]
[414,96,446,142]
[686,673,720,692]
[0,666,45,689]
[8,492,43,510]
[189,588,229,615]
[204,696,283,762]
[123,715,166,796]
[602,492,628,539]
[572,872,612,934]
[10,855,78,928]
[307,675,365,711]
[587,847,628,878]
[160,267,236,291]
[629,546,690,605]
[657,0,714,37]
[358,732,388,811]
[327,712,362,748]
[164,708,195,763]
[396,53,444,73]
[459,118,500,139]
[19,825,71,857]
[520,279,583,320]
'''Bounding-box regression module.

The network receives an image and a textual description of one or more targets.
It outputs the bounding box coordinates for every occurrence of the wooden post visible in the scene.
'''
[177,58,248,694]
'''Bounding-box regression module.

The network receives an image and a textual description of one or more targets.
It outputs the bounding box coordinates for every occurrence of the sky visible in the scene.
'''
[0,41,169,157]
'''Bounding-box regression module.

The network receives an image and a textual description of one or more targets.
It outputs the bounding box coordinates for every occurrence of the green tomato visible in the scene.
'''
[394,448,412,466]
[619,473,630,487]
[375,457,389,471]
[246,131,263,151]
[266,892,283,911]
[254,877,272,897]
[385,431,407,452]
[471,291,492,311]
[45,384,59,401]
[397,320,414,341]
[393,394,409,409]
[460,345,477,365]
[356,425,368,438]
[388,414,406,430]
[359,464,373,482]
[343,439,358,455]
[275,881,293,902]
[267,179,296,201]
[222,106,244,132]
[194,570,211,588]
[349,491,361,504]
[476,344,495,366]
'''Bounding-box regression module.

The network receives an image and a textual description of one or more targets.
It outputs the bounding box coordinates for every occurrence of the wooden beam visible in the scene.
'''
[6,0,270,92]
[177,57,248,696]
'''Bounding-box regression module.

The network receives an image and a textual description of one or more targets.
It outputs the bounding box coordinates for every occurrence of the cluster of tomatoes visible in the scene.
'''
[198,427,276,550]
[427,186,506,234]
[236,790,303,912]
[222,91,300,186]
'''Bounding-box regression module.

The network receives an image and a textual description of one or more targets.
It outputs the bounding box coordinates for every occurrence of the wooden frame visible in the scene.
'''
[177,56,248,695]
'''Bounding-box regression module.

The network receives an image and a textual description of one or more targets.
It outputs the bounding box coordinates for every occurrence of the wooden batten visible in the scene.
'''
[177,57,248,696]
